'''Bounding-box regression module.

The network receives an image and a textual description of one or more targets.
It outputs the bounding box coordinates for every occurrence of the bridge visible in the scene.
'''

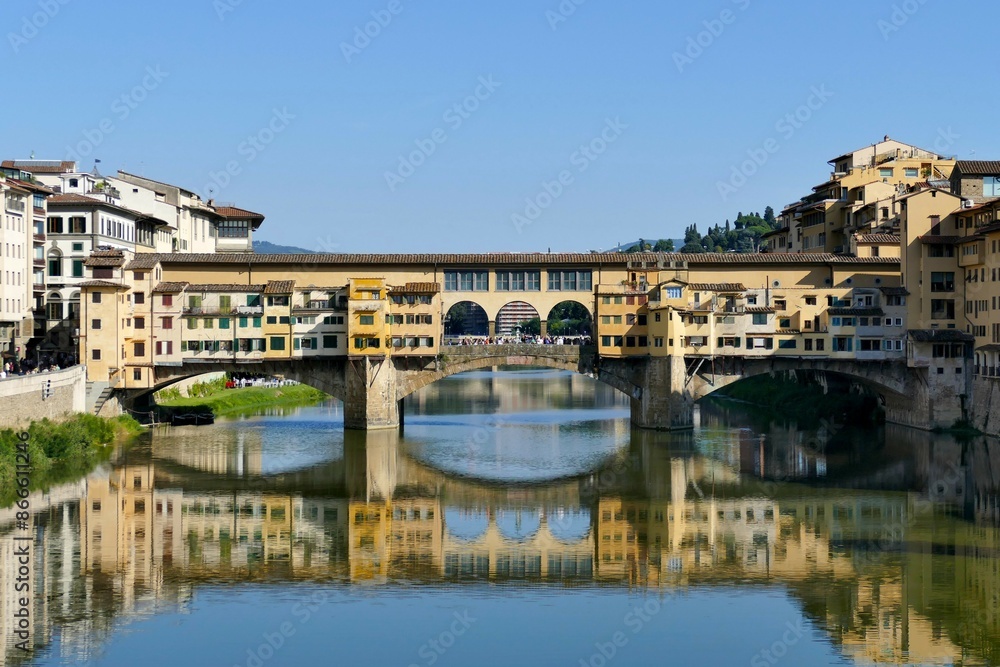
[78,251,974,432]
[135,342,952,432]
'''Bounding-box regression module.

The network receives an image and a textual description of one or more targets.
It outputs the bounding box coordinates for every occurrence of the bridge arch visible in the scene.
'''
[444,301,489,337]
[495,301,540,335]
[546,300,593,336]
[686,358,912,419]
[396,345,641,401]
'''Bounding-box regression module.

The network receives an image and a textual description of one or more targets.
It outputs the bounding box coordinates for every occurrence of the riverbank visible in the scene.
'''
[154,379,328,417]
[0,414,143,507]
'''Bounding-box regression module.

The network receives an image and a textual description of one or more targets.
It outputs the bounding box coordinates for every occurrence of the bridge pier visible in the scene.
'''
[344,356,400,430]
[629,356,694,430]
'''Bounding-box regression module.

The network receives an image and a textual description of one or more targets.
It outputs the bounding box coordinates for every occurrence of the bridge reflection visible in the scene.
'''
[3,426,1000,665]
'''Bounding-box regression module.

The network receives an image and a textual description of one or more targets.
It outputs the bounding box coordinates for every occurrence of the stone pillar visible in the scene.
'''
[540,320,548,336]
[488,320,496,337]
[344,356,399,430]
[630,356,694,430]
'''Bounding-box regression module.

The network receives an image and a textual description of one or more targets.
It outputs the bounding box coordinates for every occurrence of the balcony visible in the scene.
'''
[33,283,45,293]
[351,301,383,313]
[33,233,45,242]
[232,305,264,316]
[182,306,234,316]
[297,300,338,311]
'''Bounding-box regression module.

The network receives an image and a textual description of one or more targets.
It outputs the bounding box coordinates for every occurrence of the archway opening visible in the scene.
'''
[547,301,592,337]
[444,301,488,337]
[496,301,540,336]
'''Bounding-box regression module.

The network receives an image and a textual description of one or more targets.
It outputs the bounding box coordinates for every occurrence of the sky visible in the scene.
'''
[1,0,993,253]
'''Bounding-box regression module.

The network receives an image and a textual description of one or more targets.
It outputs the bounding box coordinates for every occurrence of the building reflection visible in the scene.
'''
[3,424,1000,665]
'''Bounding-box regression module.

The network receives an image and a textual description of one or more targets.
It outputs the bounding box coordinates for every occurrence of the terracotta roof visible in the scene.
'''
[775,329,801,335]
[919,235,963,245]
[687,283,746,292]
[2,160,75,174]
[84,256,125,268]
[264,280,295,294]
[955,161,1000,176]
[746,306,775,314]
[186,284,266,293]
[4,177,53,195]
[77,280,128,290]
[879,286,910,296]
[390,282,441,294]
[829,307,884,316]
[909,329,974,343]
[856,234,900,244]
[213,205,265,228]
[123,252,901,271]
[152,282,189,293]
[975,222,1000,235]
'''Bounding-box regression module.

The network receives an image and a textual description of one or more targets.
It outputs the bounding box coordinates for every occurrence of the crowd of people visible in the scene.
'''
[225,373,299,389]
[445,334,592,346]
[1,352,78,379]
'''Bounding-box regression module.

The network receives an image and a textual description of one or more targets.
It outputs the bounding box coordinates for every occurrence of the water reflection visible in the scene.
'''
[2,372,1000,666]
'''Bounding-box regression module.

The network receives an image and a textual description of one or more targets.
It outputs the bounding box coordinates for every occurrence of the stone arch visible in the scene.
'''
[495,301,540,335]
[444,301,489,337]
[397,346,640,401]
[546,300,593,337]
[689,359,911,409]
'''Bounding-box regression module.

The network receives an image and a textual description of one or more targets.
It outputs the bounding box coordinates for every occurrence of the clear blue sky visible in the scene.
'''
[2,0,992,253]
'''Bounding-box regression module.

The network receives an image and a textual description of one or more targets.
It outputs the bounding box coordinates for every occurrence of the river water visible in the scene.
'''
[4,369,1000,666]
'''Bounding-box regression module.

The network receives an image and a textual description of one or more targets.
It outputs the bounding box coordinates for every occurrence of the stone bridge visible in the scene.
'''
[135,345,963,432]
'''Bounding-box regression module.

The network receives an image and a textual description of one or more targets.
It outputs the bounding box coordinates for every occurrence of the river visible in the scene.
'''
[3,369,1000,666]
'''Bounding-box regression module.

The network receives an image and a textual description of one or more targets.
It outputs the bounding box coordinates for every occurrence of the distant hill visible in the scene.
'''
[609,239,684,253]
[252,240,319,254]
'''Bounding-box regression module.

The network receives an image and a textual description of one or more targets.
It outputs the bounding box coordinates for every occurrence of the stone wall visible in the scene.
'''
[0,366,87,429]
[153,372,225,399]
[970,377,1000,436]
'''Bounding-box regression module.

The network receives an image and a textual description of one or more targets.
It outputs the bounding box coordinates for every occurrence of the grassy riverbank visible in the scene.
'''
[154,378,329,416]
[0,414,143,507]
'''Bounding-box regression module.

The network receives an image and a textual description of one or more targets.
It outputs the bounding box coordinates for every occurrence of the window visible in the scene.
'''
[880,168,893,178]
[92,349,101,360]
[984,176,1000,198]
[47,217,63,234]
[267,295,289,307]
[133,342,145,357]
[323,335,338,349]
[805,339,813,351]
[664,286,682,299]
[270,336,286,351]
[92,292,102,304]
[774,299,786,310]
[204,318,213,329]
[162,294,173,307]
[444,270,489,291]
[779,318,791,329]
[905,168,919,178]
[219,318,231,330]
[187,318,198,330]
[253,317,262,327]
[71,260,84,278]
[752,313,767,325]
[359,315,374,325]
[135,317,145,329]
[805,297,816,306]
[548,270,592,291]
[778,339,797,349]
[601,336,612,347]
[495,270,541,291]
[654,337,663,348]
[91,319,101,330]
[930,272,955,292]
[266,316,277,325]
[931,299,955,320]
[134,292,145,305]
[48,256,61,277]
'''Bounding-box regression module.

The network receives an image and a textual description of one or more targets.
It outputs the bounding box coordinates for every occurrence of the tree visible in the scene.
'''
[764,206,776,225]
[653,239,675,252]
